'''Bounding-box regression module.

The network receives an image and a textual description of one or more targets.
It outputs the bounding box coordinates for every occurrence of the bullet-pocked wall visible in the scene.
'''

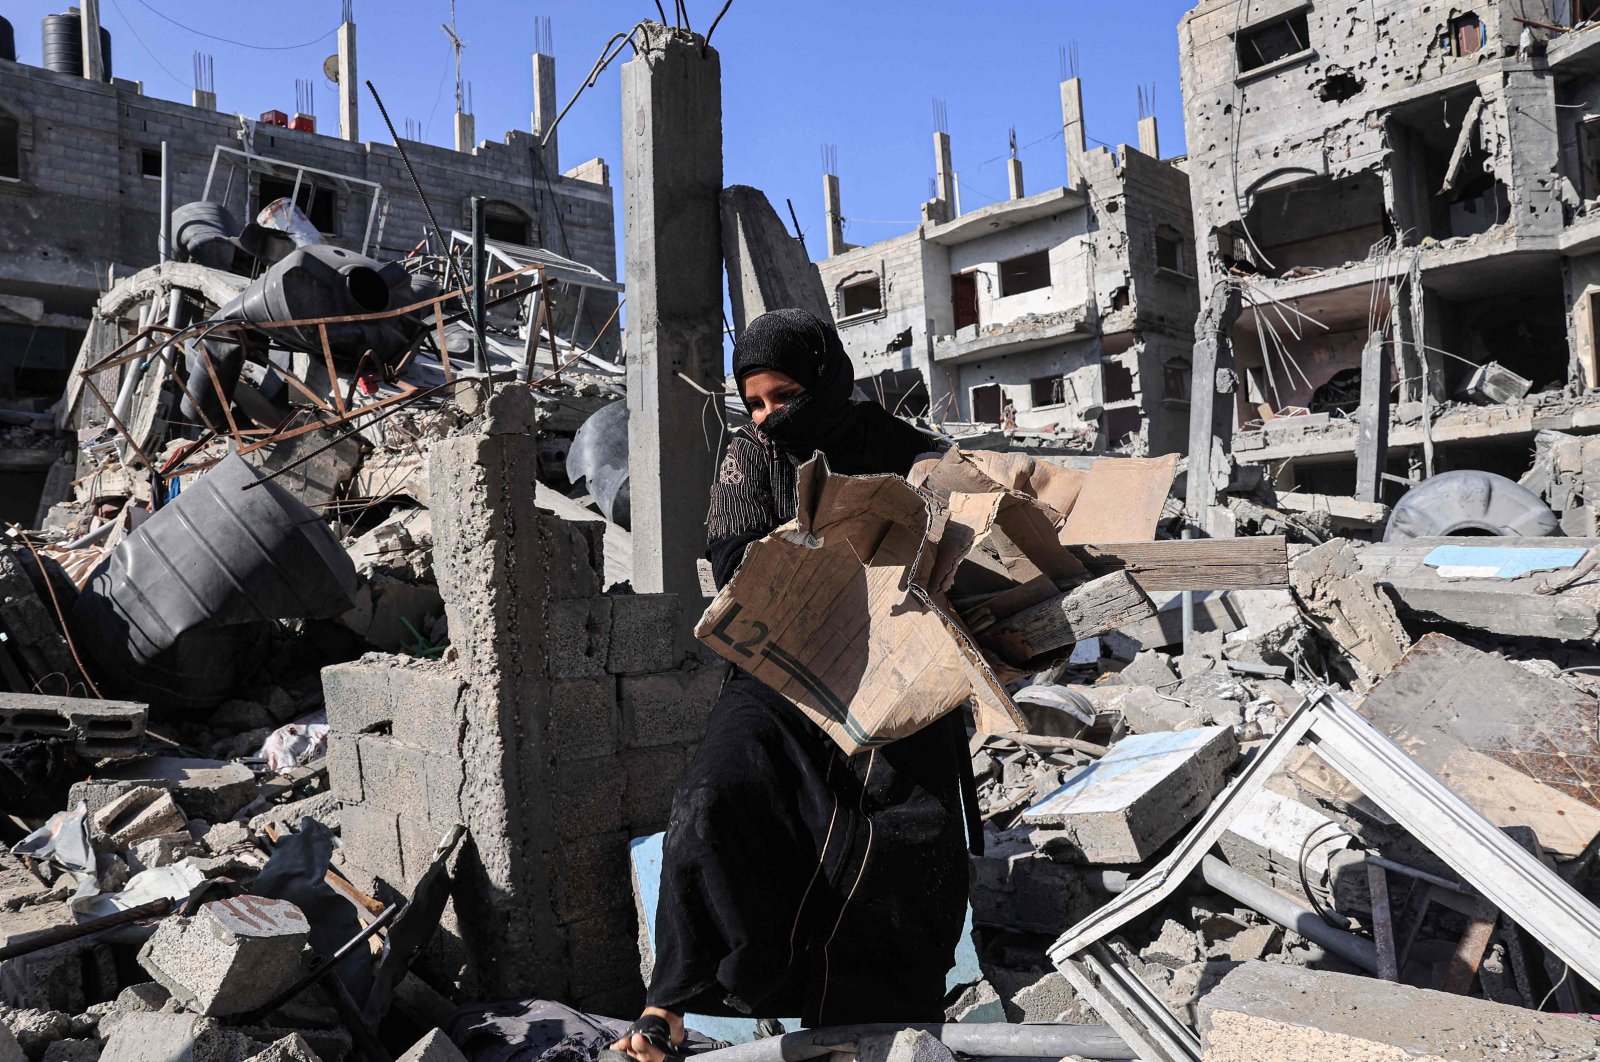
[0,58,619,357]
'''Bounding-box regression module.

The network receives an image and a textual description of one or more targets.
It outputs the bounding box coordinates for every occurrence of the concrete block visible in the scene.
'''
[356,735,429,817]
[0,694,146,757]
[338,806,402,884]
[98,1013,264,1062]
[563,911,644,1001]
[0,1025,19,1062]
[325,732,362,803]
[137,896,309,1015]
[1197,961,1600,1061]
[242,1033,322,1062]
[386,667,467,756]
[552,831,633,921]
[1004,970,1099,1024]
[396,1029,468,1062]
[319,662,395,734]
[91,787,187,848]
[424,753,464,828]
[99,758,257,821]
[606,594,682,675]
[969,842,1100,935]
[1022,726,1239,863]
[40,1041,99,1062]
[856,1030,955,1062]
[540,515,603,601]
[622,745,684,835]
[548,597,613,678]
[620,665,722,748]
[552,762,625,841]
[547,678,621,760]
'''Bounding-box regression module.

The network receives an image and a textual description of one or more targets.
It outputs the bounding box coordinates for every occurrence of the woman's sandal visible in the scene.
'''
[605,1014,688,1061]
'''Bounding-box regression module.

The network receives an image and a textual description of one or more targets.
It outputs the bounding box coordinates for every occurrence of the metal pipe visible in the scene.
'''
[158,142,173,263]
[1200,855,1378,972]
[1180,525,1195,652]
[63,519,119,551]
[0,897,171,961]
[470,194,488,372]
[687,1023,1133,1062]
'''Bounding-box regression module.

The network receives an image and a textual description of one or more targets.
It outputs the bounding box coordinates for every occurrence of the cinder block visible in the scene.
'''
[326,732,362,804]
[137,897,310,1015]
[553,831,633,921]
[339,806,403,884]
[0,693,147,757]
[548,598,613,678]
[606,594,682,675]
[424,752,464,828]
[552,759,626,841]
[620,665,723,748]
[387,667,467,756]
[320,661,396,734]
[548,678,620,760]
[621,746,685,835]
[1023,726,1239,863]
[357,735,430,818]
[563,911,644,999]
[541,515,603,600]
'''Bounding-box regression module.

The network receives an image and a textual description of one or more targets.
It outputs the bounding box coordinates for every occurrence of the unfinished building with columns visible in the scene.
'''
[0,11,618,435]
[814,84,1200,457]
[1178,0,1600,523]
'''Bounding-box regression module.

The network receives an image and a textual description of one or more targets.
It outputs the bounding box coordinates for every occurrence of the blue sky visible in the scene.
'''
[10,0,1196,271]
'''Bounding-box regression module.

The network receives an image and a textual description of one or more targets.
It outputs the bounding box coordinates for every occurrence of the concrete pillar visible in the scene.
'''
[622,22,724,631]
[1354,330,1392,503]
[1137,115,1160,159]
[722,185,831,335]
[1007,157,1025,199]
[337,21,359,143]
[192,90,217,111]
[1061,77,1087,188]
[455,111,476,154]
[532,51,559,176]
[1184,284,1243,534]
[934,130,956,216]
[823,172,846,257]
[79,0,105,83]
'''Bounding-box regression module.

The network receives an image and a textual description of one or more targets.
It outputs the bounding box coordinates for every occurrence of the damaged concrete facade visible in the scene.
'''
[1180,0,1600,508]
[0,43,618,418]
[816,88,1199,456]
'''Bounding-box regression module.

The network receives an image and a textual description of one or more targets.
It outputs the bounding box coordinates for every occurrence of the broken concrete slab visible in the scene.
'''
[91,787,187,848]
[99,758,258,821]
[0,1025,19,1062]
[855,1029,955,1062]
[137,897,309,1016]
[1355,633,1600,858]
[1356,538,1600,641]
[1022,726,1239,863]
[243,1033,323,1062]
[395,1029,468,1062]
[1197,960,1600,1061]
[0,695,146,758]
[1458,360,1533,405]
[98,1013,266,1062]
[1288,538,1409,689]
[0,547,76,692]
[720,185,832,334]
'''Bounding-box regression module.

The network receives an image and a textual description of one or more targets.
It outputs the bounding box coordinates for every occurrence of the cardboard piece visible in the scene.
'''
[1059,454,1177,545]
[697,449,1176,755]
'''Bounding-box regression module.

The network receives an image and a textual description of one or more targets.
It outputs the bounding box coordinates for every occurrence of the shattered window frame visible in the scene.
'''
[1163,357,1192,402]
[998,249,1052,297]
[1029,373,1066,408]
[1154,225,1189,276]
[0,112,20,183]
[838,273,885,320]
[1234,8,1312,76]
[257,174,340,236]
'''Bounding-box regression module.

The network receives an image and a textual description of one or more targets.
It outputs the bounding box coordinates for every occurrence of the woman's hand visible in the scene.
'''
[609,1007,685,1062]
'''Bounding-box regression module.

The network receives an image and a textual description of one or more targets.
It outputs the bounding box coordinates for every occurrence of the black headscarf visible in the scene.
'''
[732,309,932,477]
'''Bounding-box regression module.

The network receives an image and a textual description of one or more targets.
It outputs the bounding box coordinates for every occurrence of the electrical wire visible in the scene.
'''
[106,0,188,90]
[134,0,338,50]
[1539,964,1570,1010]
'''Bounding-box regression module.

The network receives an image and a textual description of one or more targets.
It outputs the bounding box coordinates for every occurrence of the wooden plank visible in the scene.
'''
[980,570,1155,665]
[1067,536,1288,591]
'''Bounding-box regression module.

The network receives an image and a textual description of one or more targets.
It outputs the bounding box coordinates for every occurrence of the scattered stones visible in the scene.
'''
[395,1029,468,1062]
[137,898,309,1016]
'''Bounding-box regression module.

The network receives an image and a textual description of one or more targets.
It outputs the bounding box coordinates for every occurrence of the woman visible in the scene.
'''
[611,309,981,1062]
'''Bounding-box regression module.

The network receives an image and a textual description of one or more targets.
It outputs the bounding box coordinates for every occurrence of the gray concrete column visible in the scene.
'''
[192,89,217,111]
[623,21,724,628]
[455,111,476,154]
[823,172,846,257]
[1138,115,1160,159]
[1184,285,1243,533]
[1061,77,1087,188]
[532,51,559,176]
[338,21,359,142]
[1007,157,1024,199]
[1354,330,1392,503]
[80,0,105,82]
[934,130,956,217]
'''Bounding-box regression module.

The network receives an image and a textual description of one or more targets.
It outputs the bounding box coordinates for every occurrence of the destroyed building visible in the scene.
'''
[1179,0,1600,524]
[815,84,1199,456]
[0,7,619,522]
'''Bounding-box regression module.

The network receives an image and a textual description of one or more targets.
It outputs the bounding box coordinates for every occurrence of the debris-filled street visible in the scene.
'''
[5,2,1600,1060]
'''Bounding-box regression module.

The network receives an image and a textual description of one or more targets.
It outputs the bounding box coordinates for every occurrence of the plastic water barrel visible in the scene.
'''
[0,17,17,63]
[41,13,112,80]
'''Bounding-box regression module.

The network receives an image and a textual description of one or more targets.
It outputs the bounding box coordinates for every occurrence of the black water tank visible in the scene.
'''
[0,17,16,63]
[41,12,112,81]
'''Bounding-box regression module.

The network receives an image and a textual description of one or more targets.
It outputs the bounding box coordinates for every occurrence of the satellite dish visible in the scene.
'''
[323,54,340,82]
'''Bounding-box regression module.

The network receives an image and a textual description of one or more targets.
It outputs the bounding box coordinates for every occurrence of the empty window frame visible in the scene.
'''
[1451,12,1484,56]
[1236,10,1311,74]
[258,175,338,234]
[952,271,980,330]
[1102,358,1136,403]
[1163,358,1191,401]
[999,250,1051,296]
[1576,0,1600,25]
[0,113,19,181]
[1155,226,1186,274]
[839,275,884,318]
[1030,374,1065,407]
[1104,406,1143,446]
[482,207,531,245]
[140,148,161,180]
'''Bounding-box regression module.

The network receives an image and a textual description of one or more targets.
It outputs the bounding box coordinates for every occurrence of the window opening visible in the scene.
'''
[840,276,883,318]
[999,250,1051,296]
[0,115,19,181]
[971,383,1003,423]
[952,272,979,330]
[258,175,338,234]
[1451,12,1484,56]
[1155,227,1185,273]
[140,148,161,180]
[1237,11,1310,73]
[1163,358,1191,401]
[1030,374,1064,407]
